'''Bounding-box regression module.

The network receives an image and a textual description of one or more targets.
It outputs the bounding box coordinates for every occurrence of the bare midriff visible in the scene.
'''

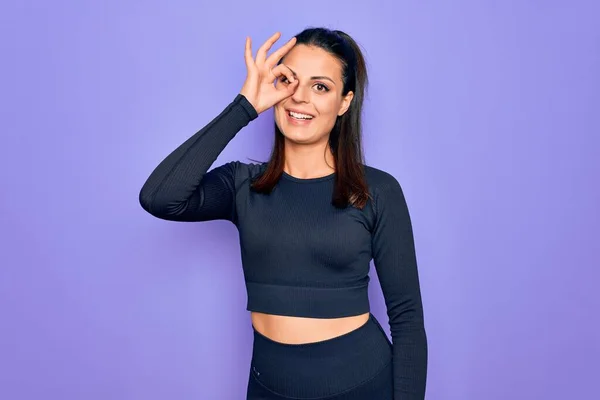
[250,311,370,344]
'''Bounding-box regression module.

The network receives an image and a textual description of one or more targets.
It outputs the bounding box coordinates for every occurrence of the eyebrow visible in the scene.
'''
[285,66,336,85]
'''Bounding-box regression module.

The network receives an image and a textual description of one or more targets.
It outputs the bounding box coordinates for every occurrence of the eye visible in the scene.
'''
[314,83,330,92]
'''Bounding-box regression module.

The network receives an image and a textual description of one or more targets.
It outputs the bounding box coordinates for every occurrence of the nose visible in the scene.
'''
[291,83,309,103]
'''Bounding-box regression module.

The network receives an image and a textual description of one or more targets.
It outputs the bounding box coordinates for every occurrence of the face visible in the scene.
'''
[274,44,354,144]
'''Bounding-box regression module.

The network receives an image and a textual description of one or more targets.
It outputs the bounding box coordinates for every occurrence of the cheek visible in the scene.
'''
[313,103,341,134]
[274,106,285,131]
[274,104,286,121]
[313,96,341,117]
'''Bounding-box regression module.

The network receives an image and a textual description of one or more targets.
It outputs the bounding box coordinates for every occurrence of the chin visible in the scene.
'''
[278,126,313,142]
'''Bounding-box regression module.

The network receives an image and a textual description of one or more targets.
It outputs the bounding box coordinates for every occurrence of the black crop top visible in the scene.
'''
[139,94,427,398]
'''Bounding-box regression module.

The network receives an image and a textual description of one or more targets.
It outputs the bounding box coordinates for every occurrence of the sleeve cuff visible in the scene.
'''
[235,93,259,121]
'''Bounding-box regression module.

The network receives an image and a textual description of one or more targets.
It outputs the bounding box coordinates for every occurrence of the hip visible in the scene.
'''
[247,312,393,400]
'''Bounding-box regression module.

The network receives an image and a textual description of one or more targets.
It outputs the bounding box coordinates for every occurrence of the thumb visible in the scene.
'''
[286,78,299,94]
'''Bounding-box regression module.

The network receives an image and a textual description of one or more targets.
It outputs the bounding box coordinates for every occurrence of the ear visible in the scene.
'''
[337,91,354,116]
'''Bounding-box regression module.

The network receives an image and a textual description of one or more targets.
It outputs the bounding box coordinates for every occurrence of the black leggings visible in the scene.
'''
[246,313,393,400]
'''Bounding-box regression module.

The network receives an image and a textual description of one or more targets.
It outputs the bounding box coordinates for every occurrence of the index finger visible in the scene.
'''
[266,36,297,68]
[244,37,254,69]
[256,32,282,65]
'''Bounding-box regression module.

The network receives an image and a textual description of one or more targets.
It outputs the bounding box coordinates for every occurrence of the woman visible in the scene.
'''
[139,27,427,400]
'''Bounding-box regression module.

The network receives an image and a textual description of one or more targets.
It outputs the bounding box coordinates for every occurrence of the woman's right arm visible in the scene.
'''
[138,94,258,222]
[139,32,299,222]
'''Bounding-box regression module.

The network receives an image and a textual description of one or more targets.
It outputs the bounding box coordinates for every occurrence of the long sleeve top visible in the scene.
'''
[139,94,428,399]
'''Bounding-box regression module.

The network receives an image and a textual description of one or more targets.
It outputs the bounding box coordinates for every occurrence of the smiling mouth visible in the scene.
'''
[288,110,314,120]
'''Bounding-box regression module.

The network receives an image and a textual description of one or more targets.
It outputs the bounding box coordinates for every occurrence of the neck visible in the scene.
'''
[283,137,335,179]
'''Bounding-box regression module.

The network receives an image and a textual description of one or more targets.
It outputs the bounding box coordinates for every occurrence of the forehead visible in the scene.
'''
[281,44,343,81]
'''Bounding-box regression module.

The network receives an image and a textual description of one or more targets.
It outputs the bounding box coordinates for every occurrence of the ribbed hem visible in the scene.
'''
[245,281,370,318]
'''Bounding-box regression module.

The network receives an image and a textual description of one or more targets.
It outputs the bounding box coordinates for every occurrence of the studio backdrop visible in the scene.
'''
[1,0,598,399]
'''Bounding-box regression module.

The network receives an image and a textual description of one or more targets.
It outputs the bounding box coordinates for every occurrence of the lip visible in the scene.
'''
[286,108,315,118]
[285,109,314,126]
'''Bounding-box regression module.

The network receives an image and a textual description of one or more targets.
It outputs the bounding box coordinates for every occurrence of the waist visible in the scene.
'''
[245,280,371,318]
[251,311,370,344]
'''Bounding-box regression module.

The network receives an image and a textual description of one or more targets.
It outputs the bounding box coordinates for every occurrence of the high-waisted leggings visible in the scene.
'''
[246,313,393,400]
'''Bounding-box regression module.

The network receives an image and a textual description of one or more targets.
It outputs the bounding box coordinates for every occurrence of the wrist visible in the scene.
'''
[237,93,260,120]
[239,92,260,114]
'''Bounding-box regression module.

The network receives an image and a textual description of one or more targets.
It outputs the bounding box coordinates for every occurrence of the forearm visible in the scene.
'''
[139,94,257,219]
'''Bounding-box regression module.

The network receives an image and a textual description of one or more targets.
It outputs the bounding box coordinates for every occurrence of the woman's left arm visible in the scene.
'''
[371,175,428,399]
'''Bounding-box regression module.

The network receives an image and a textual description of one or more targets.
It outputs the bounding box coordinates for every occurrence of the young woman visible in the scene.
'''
[139,27,427,400]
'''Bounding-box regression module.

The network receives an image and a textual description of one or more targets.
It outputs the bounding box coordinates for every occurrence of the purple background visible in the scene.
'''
[1,1,598,399]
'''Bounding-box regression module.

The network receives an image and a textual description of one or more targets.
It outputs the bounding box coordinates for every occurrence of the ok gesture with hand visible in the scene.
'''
[240,32,298,114]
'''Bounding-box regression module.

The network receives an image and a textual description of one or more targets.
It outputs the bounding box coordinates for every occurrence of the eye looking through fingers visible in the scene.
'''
[272,64,295,85]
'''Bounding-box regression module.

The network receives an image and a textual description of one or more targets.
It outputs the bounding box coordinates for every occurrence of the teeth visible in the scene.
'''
[289,111,313,120]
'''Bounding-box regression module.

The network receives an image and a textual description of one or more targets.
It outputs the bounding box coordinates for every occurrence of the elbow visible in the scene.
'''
[138,186,168,218]
[138,187,157,216]
[388,299,426,334]
[391,312,426,336]
[390,312,427,347]
[138,187,189,221]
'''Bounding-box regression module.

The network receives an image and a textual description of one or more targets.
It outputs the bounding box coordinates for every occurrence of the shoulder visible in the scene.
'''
[363,164,403,194]
[228,160,268,184]
[362,164,409,213]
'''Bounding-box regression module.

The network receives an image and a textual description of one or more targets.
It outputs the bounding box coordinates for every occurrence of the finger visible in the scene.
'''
[256,32,281,66]
[244,37,254,70]
[277,78,298,102]
[266,36,297,68]
[271,63,296,84]
[284,77,299,94]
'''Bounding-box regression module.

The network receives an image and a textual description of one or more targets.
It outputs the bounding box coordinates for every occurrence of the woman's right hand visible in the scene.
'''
[240,32,299,115]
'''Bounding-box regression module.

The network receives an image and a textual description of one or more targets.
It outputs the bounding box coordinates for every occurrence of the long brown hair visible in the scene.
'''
[250,27,370,209]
